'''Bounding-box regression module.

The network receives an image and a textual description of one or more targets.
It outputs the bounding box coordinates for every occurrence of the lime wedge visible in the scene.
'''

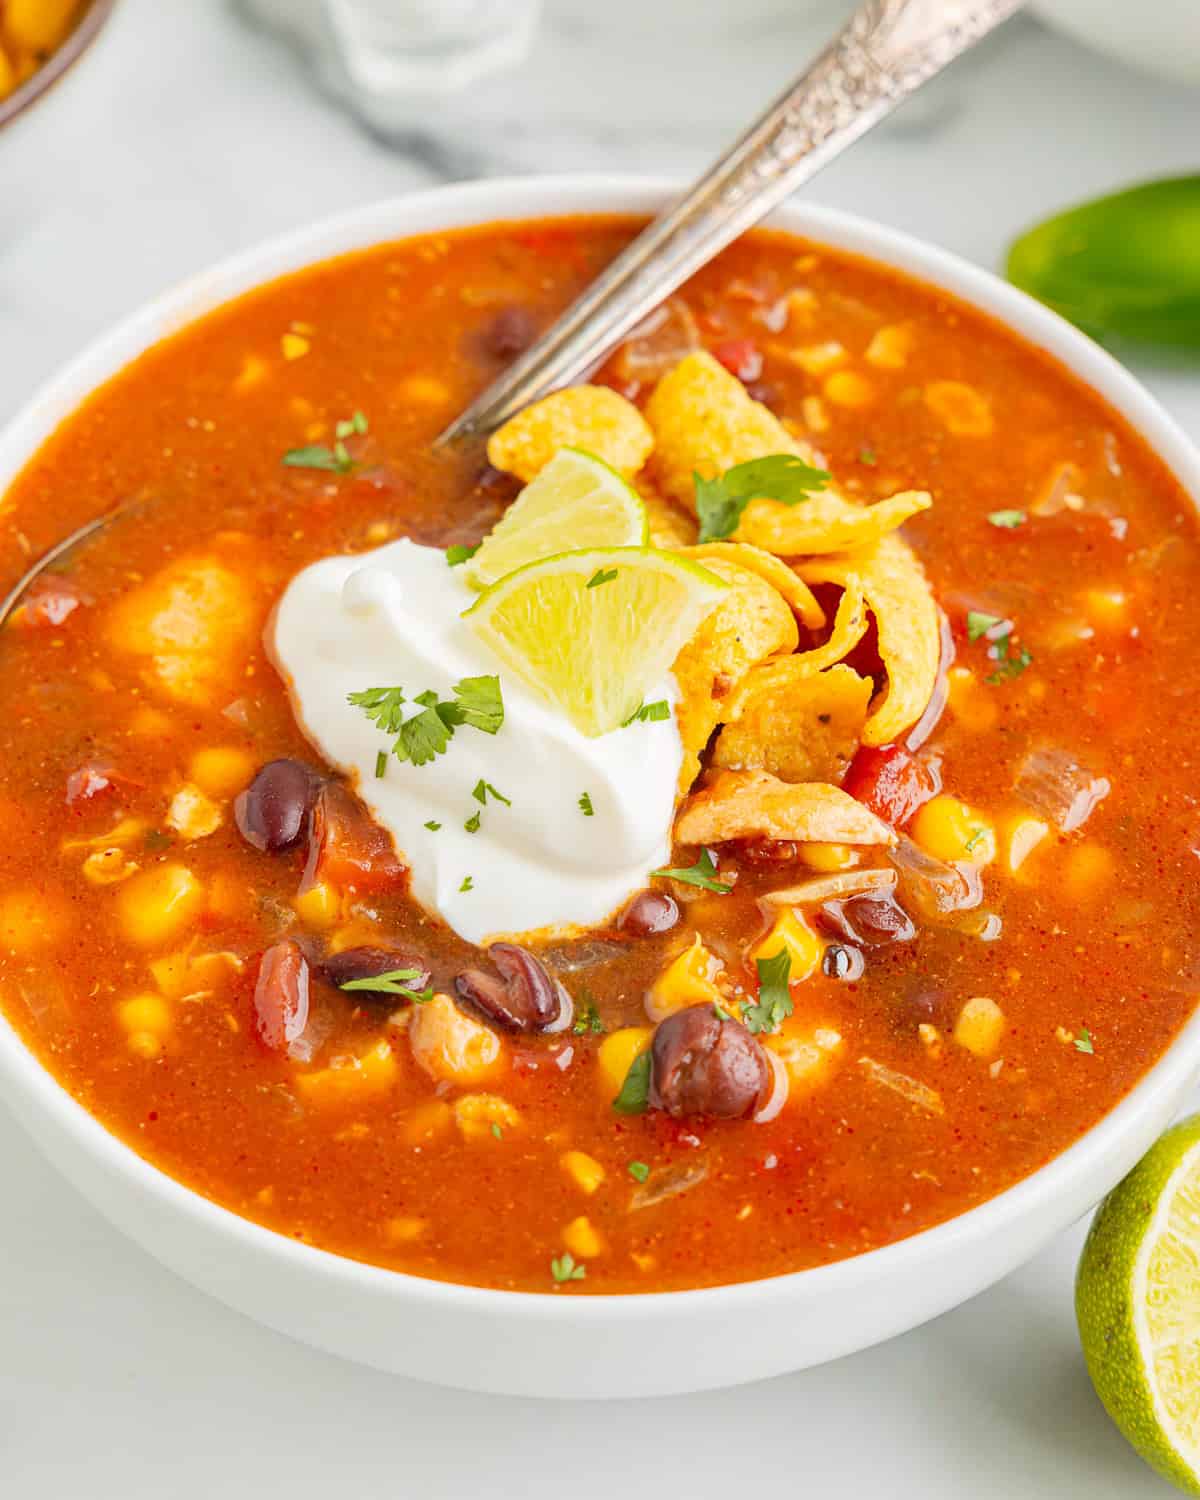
[464,447,648,590]
[1077,1113,1200,1494]
[463,547,727,737]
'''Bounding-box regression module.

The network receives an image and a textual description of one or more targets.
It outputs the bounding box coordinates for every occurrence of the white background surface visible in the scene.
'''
[2,2,1199,1494]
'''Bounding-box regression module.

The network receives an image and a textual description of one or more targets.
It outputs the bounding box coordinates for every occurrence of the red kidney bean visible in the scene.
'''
[235,759,323,854]
[303,781,406,891]
[818,891,916,949]
[455,943,570,1033]
[650,1005,770,1120]
[318,945,431,996]
[253,939,310,1051]
[618,889,680,937]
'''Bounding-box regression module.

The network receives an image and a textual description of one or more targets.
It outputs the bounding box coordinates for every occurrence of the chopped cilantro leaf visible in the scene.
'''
[392,694,454,766]
[1075,1025,1095,1055]
[612,1050,651,1114]
[987,644,1033,684]
[451,675,504,735]
[446,542,481,567]
[424,820,441,831]
[339,968,431,1003]
[651,847,733,894]
[283,412,365,473]
[349,677,504,771]
[490,1122,503,1140]
[464,810,482,833]
[859,446,878,466]
[964,827,986,854]
[335,411,368,439]
[347,686,407,735]
[579,791,594,817]
[572,996,605,1035]
[587,567,618,589]
[695,453,831,543]
[988,509,1026,529]
[550,1253,586,1284]
[628,1161,650,1184]
[743,949,793,1035]
[472,779,511,807]
[459,875,474,893]
[966,610,1006,643]
[374,750,388,779]
[624,698,671,726]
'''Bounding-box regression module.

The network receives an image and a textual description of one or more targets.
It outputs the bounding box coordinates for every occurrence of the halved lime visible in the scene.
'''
[463,546,727,737]
[464,447,648,590]
[1077,1113,1200,1494]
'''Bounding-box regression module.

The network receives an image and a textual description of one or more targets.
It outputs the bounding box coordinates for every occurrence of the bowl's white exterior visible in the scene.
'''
[1032,0,1200,87]
[2,176,1200,1400]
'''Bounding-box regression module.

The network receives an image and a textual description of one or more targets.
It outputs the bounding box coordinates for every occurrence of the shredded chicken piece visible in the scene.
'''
[676,769,896,848]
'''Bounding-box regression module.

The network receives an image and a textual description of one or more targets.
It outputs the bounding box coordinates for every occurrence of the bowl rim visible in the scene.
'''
[0,0,118,133]
[3,171,1200,1321]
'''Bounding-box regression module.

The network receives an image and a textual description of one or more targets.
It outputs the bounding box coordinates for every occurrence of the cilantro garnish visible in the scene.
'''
[473,779,510,807]
[964,827,987,854]
[988,509,1026,529]
[859,446,878,466]
[424,820,441,831]
[743,950,793,1035]
[572,996,605,1035]
[282,410,366,472]
[490,1122,503,1140]
[374,750,388,780]
[349,676,504,769]
[966,610,1005,642]
[587,567,618,589]
[339,967,432,1004]
[624,699,671,726]
[965,611,1033,684]
[551,1253,586,1284]
[1075,1026,1095,1055]
[988,644,1033,684]
[459,875,474,893]
[651,847,733,894]
[612,1051,652,1114]
[578,791,594,817]
[628,1161,650,1184]
[695,454,831,543]
[446,543,481,567]
[464,810,482,833]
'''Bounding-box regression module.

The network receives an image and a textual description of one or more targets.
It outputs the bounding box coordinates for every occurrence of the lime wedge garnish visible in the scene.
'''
[464,447,648,590]
[462,547,727,737]
[1077,1112,1200,1493]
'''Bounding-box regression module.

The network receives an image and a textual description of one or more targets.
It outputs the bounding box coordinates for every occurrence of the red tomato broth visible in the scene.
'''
[0,215,1197,1293]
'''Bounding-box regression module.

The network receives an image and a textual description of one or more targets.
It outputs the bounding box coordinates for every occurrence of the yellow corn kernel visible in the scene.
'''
[824,370,875,409]
[116,864,204,948]
[1002,812,1050,877]
[188,746,256,799]
[748,909,823,983]
[384,1216,428,1244]
[1082,588,1128,630]
[399,374,451,406]
[127,1030,165,1060]
[62,816,146,853]
[646,934,726,1021]
[150,949,242,1000]
[910,794,996,867]
[82,847,140,886]
[800,395,830,433]
[292,880,343,930]
[783,341,847,376]
[785,287,818,327]
[865,322,916,370]
[562,1216,604,1260]
[166,783,223,841]
[797,842,860,872]
[294,1038,399,1107]
[280,332,310,360]
[924,380,993,438]
[561,1150,606,1195]
[596,1026,654,1100]
[117,993,171,1037]
[6,0,78,51]
[409,992,506,1087]
[946,665,999,734]
[400,1099,454,1146]
[454,1092,520,1142]
[765,1025,843,1091]
[128,705,173,738]
[233,353,270,393]
[1062,843,1116,902]
[954,996,1006,1058]
[917,1022,943,1057]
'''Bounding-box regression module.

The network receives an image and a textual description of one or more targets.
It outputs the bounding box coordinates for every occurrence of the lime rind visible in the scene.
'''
[463,447,648,591]
[463,545,727,738]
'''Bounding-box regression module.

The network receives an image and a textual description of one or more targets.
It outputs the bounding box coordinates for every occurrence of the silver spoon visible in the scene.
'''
[437,0,1025,446]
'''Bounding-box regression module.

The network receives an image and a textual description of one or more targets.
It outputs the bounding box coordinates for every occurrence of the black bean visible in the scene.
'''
[235,759,322,854]
[822,943,865,981]
[618,890,680,938]
[455,942,569,1033]
[818,891,916,949]
[319,945,431,997]
[650,1005,769,1120]
[474,306,537,362]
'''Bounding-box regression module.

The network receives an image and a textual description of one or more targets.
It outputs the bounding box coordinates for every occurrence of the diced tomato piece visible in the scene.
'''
[303,782,406,893]
[842,745,940,829]
[712,338,764,384]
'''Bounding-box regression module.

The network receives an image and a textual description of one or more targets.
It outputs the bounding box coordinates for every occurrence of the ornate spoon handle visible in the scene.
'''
[439,0,1025,445]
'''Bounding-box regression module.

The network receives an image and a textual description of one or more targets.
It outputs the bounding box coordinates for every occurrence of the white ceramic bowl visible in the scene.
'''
[3,176,1200,1400]
[1032,0,1200,87]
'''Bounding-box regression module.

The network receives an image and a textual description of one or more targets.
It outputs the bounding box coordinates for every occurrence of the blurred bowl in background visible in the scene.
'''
[0,0,117,135]
[1032,0,1200,87]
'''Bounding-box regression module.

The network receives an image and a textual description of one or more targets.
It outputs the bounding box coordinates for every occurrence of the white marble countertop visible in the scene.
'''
[1,2,1198,1495]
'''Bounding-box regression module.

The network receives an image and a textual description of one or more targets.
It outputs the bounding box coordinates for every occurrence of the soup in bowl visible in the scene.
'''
[1,177,1199,1397]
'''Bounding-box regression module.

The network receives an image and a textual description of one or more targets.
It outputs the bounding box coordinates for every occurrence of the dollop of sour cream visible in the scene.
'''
[271,538,683,945]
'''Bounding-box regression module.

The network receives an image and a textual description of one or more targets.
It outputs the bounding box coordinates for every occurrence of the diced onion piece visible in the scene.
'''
[1013,748,1111,833]
[759,867,897,908]
[888,835,982,919]
[629,1159,709,1211]
[858,1056,944,1115]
